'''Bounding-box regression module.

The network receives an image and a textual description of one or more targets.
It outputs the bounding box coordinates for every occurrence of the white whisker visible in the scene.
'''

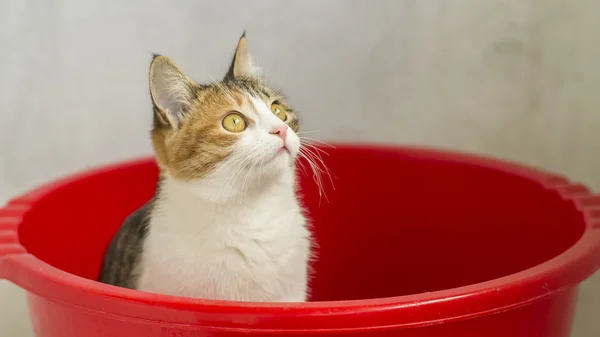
[297,130,324,135]
[208,73,237,105]
[300,140,330,156]
[223,152,254,197]
[298,139,335,204]
[299,150,327,204]
[299,137,335,148]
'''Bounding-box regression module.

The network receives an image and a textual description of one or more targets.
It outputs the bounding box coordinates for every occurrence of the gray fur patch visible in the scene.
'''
[98,200,153,289]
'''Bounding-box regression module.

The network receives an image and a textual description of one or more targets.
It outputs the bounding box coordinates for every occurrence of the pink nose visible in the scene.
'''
[270,125,288,140]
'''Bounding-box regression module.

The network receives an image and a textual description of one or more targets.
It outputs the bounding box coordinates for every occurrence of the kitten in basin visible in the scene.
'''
[99,33,312,302]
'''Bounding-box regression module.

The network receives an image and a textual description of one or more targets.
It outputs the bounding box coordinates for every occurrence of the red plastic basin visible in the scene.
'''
[1,144,600,337]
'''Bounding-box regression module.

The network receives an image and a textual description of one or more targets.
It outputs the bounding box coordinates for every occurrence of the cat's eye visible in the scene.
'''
[271,103,287,122]
[222,113,247,133]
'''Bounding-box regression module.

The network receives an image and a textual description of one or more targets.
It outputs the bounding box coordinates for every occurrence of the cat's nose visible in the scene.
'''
[270,125,288,140]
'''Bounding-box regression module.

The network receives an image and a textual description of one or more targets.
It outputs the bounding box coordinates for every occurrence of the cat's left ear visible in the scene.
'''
[224,32,257,80]
[149,55,198,129]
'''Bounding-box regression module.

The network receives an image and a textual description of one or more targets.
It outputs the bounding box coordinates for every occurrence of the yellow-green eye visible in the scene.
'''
[271,103,287,121]
[222,113,246,133]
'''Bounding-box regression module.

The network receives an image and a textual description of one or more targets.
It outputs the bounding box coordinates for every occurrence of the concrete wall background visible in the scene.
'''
[1,1,598,335]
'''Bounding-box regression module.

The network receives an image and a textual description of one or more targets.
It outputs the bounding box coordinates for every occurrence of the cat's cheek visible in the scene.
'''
[230,133,256,159]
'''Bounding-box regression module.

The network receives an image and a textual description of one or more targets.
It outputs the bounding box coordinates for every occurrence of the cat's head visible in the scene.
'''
[149,33,301,197]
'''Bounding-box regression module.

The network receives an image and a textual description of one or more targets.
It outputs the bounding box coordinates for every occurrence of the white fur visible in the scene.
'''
[137,94,311,302]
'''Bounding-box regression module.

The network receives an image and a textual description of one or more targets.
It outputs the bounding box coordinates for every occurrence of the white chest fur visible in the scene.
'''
[137,173,311,302]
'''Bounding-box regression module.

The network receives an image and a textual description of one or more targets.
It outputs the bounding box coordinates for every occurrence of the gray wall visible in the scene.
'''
[1,1,598,336]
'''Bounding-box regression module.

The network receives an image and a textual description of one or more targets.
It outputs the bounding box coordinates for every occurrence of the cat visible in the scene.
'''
[99,33,312,302]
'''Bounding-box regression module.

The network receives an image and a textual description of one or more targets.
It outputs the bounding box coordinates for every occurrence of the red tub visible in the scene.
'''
[1,144,600,337]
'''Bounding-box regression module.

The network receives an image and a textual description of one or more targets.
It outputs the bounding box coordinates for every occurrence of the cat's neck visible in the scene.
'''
[151,169,298,232]
[160,167,297,203]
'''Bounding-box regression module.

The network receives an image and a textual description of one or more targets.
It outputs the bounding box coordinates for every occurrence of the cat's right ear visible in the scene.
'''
[149,55,197,129]
[224,32,257,80]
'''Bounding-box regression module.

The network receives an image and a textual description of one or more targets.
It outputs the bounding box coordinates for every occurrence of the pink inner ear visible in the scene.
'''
[152,77,193,127]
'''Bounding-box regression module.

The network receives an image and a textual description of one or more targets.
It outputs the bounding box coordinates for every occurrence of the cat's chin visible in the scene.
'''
[262,148,296,171]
